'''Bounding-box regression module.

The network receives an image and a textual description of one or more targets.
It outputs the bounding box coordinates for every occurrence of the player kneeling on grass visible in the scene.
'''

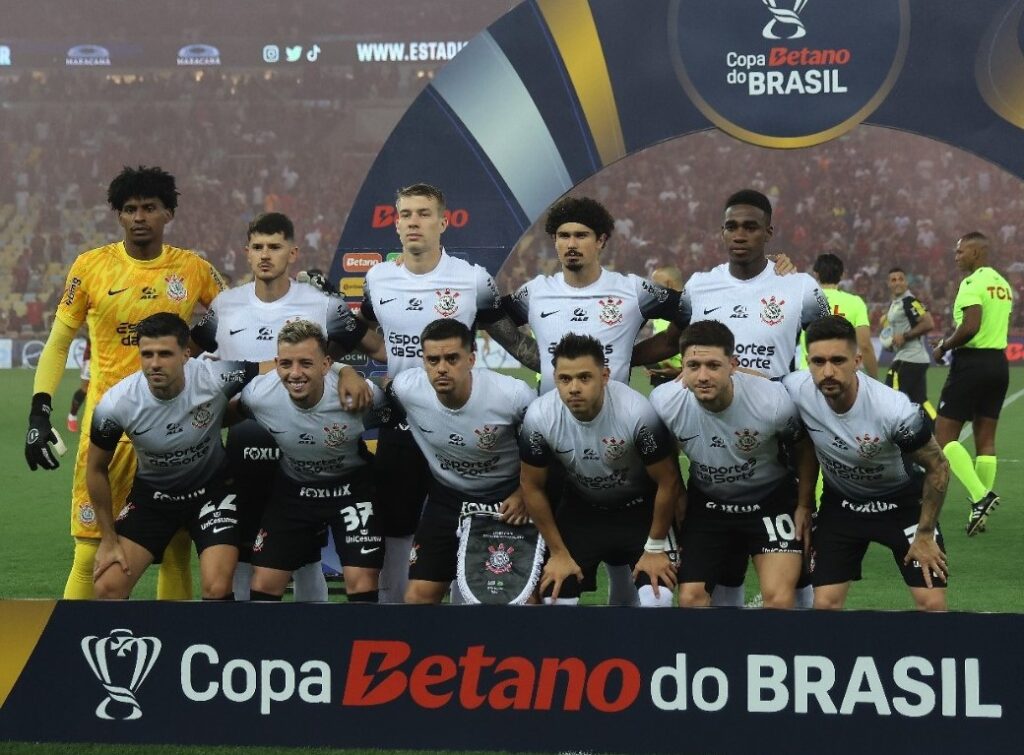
[232,320,387,603]
[89,313,259,600]
[781,316,951,612]
[650,320,816,609]
[520,334,683,606]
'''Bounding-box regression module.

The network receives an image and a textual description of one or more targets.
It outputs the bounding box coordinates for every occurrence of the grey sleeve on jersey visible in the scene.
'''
[636,277,690,329]
[633,403,676,465]
[324,296,369,351]
[207,360,260,399]
[190,305,219,353]
[802,283,832,329]
[504,284,530,327]
[89,400,124,452]
[474,268,504,325]
[518,410,552,467]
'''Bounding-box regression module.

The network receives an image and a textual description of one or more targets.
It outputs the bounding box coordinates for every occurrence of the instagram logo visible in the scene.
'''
[262,45,279,63]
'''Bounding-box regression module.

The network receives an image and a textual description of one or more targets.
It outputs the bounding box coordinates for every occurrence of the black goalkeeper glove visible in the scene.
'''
[25,393,66,471]
[297,269,338,295]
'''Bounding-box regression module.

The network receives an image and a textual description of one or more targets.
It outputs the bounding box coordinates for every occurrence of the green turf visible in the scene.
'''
[3,367,1023,610]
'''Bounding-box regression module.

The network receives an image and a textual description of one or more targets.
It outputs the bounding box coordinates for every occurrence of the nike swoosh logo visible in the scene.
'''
[212,525,233,533]
[540,310,560,318]
[360,546,381,554]
[229,328,246,335]
[703,307,721,314]
[417,426,435,433]
[806,426,823,433]
[268,429,287,435]
[108,287,129,296]
[133,427,153,436]
[678,435,699,443]
[379,298,396,305]
[554,448,572,454]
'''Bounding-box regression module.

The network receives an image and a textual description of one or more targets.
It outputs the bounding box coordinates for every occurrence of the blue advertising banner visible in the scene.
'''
[0,601,1018,753]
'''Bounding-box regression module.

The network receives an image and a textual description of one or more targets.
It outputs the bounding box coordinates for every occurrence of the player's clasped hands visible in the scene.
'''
[903,533,948,589]
[632,551,677,600]
[541,551,584,601]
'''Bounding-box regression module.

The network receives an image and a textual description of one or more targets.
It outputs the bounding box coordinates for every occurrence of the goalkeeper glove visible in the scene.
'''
[25,393,67,471]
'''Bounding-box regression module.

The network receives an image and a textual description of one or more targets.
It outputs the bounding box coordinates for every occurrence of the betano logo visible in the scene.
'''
[81,629,162,720]
[372,205,469,229]
[342,252,382,272]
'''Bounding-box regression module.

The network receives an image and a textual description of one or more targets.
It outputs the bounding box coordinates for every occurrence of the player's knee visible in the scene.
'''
[93,575,129,600]
[404,581,445,604]
[678,582,711,607]
[637,584,674,608]
[914,590,947,612]
[760,587,795,609]
[201,576,234,600]
[812,590,845,610]
[344,568,379,596]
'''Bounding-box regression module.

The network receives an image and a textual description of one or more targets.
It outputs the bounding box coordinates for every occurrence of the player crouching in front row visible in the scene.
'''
[89,313,258,600]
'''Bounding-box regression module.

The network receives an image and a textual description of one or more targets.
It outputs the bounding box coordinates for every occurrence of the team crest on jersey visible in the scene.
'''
[191,402,213,429]
[78,502,96,526]
[734,429,760,452]
[759,296,785,326]
[116,502,134,522]
[252,529,268,553]
[485,543,515,575]
[855,433,882,459]
[323,422,349,448]
[434,288,460,318]
[602,436,628,462]
[598,297,624,326]
[164,274,188,302]
[474,425,499,451]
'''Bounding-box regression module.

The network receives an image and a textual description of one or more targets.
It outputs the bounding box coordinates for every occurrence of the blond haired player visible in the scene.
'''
[25,165,225,599]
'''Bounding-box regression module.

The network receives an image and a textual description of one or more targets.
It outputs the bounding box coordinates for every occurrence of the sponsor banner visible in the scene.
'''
[0,601,1018,752]
[3,338,87,369]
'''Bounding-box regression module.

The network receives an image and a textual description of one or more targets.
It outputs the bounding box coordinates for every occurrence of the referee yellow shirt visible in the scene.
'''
[953,266,1013,349]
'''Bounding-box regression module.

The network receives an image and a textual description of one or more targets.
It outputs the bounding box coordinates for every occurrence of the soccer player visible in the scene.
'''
[783,316,950,611]
[650,321,816,609]
[387,319,535,604]
[519,334,682,607]
[646,265,684,386]
[659,189,830,608]
[932,232,1013,535]
[235,321,385,603]
[89,313,255,600]
[67,337,90,433]
[190,212,381,601]
[25,166,226,600]
[805,253,878,378]
[359,182,539,603]
[882,267,935,413]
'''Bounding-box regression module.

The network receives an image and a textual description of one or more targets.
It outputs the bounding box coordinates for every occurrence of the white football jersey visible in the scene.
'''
[389,368,534,501]
[239,370,386,483]
[684,264,829,376]
[519,381,675,508]
[781,371,930,504]
[194,280,365,361]
[507,269,689,394]
[362,251,502,377]
[91,359,256,490]
[650,372,803,504]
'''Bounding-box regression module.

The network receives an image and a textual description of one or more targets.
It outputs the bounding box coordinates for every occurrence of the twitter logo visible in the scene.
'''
[285,45,303,62]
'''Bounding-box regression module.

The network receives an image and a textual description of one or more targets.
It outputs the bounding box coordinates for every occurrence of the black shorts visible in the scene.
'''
[116,477,239,562]
[811,492,947,589]
[544,495,661,599]
[886,361,929,406]
[678,482,803,585]
[938,348,1009,421]
[409,485,509,584]
[251,469,383,572]
[224,419,280,561]
[374,423,430,537]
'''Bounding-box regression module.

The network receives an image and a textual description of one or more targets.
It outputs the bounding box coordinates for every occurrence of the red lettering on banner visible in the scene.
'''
[343,253,382,272]
[340,640,641,712]
[1006,343,1024,361]
[372,205,395,228]
[446,209,469,228]
[768,47,851,66]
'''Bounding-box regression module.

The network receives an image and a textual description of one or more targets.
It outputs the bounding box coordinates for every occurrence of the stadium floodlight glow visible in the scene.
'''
[177,44,221,66]
[66,45,111,66]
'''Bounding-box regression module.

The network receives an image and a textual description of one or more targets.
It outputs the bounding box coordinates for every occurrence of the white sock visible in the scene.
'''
[378,535,413,604]
[542,597,580,606]
[795,584,814,609]
[292,561,329,602]
[232,561,253,601]
[710,583,745,607]
[637,584,674,607]
[606,564,640,606]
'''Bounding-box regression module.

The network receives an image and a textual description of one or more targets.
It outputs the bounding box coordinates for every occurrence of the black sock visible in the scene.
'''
[346,590,379,603]
[202,592,236,601]
[70,389,86,415]
[249,590,282,602]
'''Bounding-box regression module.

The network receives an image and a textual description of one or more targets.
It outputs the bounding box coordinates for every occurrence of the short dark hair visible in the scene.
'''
[888,266,906,276]
[107,166,179,213]
[544,196,614,239]
[805,315,856,349]
[421,318,474,351]
[678,320,735,359]
[813,253,844,284]
[551,333,605,368]
[136,312,190,348]
[724,189,772,222]
[396,183,446,211]
[959,231,989,246]
[248,212,294,241]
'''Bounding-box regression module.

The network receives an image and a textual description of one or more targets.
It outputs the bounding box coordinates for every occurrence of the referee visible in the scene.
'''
[932,232,1014,536]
